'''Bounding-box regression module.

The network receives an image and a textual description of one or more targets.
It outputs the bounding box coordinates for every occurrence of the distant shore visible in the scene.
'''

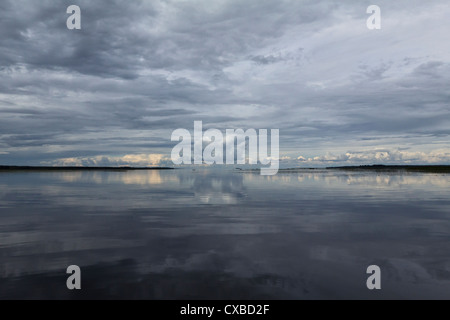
[326,165,450,173]
[238,165,450,174]
[1,165,449,174]
[0,166,174,171]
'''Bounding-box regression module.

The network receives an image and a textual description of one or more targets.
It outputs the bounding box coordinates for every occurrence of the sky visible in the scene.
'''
[0,0,449,167]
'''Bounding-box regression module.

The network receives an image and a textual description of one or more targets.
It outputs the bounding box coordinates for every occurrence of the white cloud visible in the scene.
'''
[45,154,170,167]
[295,148,450,165]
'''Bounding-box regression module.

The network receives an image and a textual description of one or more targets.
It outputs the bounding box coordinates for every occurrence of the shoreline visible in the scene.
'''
[1,165,449,174]
[0,166,175,172]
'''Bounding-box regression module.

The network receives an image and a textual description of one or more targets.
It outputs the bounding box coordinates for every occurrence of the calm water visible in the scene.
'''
[1,169,450,299]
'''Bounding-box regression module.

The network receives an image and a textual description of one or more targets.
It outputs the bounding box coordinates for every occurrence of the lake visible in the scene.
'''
[1,169,449,299]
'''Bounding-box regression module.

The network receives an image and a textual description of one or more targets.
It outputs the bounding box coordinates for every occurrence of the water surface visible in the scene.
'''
[1,169,450,299]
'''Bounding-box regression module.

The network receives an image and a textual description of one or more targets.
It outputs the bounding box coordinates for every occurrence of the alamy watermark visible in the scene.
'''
[66,265,81,290]
[366,265,381,290]
[66,5,81,30]
[66,5,380,31]
[171,121,279,175]
[367,5,381,30]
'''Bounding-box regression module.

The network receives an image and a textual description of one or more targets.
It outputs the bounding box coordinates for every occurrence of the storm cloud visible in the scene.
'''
[0,0,449,166]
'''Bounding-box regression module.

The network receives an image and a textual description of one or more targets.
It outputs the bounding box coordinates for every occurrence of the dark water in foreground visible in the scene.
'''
[1,169,450,299]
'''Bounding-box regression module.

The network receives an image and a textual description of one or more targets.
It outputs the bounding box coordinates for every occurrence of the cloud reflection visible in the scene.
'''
[56,170,178,185]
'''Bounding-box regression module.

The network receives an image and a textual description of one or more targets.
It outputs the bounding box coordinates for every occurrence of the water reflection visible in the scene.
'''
[255,170,450,188]
[56,170,177,185]
[0,169,450,299]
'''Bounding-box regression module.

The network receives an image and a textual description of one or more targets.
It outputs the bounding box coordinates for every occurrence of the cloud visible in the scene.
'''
[46,154,170,167]
[0,1,449,165]
[294,148,450,166]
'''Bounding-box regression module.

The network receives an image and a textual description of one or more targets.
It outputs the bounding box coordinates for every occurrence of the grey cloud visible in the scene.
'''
[412,61,445,79]
[0,0,449,165]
